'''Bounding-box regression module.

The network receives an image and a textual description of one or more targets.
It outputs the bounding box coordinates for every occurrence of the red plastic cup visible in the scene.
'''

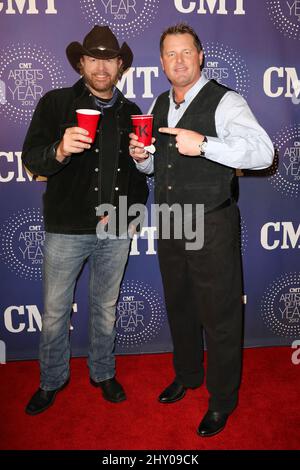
[131,114,153,147]
[76,109,101,142]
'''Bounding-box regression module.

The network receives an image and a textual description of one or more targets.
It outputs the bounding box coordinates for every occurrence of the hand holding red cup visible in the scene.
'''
[131,114,154,150]
[76,109,101,142]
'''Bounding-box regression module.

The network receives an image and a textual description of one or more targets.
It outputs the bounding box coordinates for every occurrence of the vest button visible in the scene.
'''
[168,186,172,190]
[94,187,98,191]
[95,148,99,153]
[95,168,99,172]
[168,142,173,147]
[168,164,172,169]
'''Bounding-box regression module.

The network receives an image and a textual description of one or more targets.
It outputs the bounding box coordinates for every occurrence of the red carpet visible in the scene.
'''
[0,347,299,450]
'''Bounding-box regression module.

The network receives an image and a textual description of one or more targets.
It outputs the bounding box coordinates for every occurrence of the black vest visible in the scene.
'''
[152,80,236,212]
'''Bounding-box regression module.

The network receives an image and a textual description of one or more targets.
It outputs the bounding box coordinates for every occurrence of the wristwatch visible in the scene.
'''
[199,136,208,157]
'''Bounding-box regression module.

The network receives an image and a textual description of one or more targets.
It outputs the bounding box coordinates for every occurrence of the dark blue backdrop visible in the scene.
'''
[0,0,299,360]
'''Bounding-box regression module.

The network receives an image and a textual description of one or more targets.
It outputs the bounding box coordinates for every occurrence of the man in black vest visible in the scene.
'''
[22,26,148,415]
[129,24,273,437]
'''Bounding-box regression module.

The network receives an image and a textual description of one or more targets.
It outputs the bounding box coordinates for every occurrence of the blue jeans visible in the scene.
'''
[40,233,131,390]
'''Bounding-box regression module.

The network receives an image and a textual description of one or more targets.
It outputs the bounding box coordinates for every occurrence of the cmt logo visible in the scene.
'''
[3,304,78,333]
[173,0,245,14]
[261,222,300,250]
[0,0,57,14]
[0,151,47,183]
[118,67,159,99]
[264,67,300,99]
[204,61,229,81]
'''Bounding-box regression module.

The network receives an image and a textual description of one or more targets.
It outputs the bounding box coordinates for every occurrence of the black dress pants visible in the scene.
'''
[157,203,243,413]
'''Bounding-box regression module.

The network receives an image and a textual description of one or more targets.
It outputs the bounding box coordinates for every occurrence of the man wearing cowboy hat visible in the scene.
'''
[22,26,148,415]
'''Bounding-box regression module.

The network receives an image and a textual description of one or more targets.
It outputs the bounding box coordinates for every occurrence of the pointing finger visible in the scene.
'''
[158,127,181,135]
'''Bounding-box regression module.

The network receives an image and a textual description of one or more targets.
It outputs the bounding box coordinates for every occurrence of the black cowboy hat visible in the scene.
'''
[66,25,133,73]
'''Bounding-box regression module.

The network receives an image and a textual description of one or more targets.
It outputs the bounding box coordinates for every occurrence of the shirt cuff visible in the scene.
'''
[204,137,224,161]
[49,141,71,165]
[134,155,154,174]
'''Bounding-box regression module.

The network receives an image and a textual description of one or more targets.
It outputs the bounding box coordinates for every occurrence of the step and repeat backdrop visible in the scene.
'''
[0,0,299,360]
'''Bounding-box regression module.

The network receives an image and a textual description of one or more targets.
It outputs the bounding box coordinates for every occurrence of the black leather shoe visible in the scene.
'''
[25,380,69,416]
[158,380,186,404]
[197,410,229,437]
[90,377,126,403]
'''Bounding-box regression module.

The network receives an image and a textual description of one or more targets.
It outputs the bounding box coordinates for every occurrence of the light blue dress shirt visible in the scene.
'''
[135,75,274,174]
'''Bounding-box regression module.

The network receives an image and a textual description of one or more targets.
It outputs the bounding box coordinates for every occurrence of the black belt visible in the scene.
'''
[205,198,233,215]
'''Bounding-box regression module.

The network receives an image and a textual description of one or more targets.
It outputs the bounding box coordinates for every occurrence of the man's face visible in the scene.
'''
[160,33,203,90]
[80,55,122,98]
